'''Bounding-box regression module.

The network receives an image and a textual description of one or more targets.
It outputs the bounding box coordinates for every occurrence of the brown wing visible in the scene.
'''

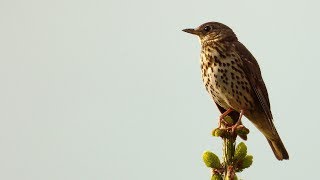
[233,41,275,130]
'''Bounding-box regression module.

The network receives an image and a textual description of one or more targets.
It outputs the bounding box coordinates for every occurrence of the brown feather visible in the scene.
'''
[233,41,275,131]
[233,41,289,159]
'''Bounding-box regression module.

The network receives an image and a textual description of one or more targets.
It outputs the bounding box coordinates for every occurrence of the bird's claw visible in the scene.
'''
[219,122,243,134]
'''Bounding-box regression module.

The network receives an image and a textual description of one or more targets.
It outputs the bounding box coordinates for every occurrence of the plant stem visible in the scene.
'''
[220,116,238,180]
[223,136,235,164]
[223,134,236,180]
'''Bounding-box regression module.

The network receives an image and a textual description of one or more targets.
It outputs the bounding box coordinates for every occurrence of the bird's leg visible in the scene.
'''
[218,108,233,128]
[230,109,245,133]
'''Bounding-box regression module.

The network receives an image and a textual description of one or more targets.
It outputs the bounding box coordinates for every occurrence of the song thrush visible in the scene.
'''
[183,22,289,160]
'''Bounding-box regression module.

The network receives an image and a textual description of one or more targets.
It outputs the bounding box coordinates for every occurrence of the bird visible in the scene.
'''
[183,22,289,160]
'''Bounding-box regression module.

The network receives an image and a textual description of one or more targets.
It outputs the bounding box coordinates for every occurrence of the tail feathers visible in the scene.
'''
[250,116,289,160]
[267,138,289,160]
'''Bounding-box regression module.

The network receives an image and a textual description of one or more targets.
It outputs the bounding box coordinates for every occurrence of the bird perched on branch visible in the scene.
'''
[183,22,289,160]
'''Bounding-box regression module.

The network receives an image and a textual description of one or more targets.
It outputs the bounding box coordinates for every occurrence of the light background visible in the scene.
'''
[0,0,319,179]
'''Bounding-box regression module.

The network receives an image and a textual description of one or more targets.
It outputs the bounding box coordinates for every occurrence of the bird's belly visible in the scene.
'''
[204,64,254,112]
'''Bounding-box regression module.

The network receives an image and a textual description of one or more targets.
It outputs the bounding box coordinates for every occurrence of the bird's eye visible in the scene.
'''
[203,26,211,32]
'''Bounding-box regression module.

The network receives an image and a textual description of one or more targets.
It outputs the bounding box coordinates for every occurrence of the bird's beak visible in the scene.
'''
[182,28,199,35]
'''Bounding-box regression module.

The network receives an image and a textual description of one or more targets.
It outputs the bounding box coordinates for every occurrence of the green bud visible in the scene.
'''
[226,175,238,180]
[212,128,225,137]
[240,155,253,169]
[234,142,247,161]
[238,134,247,141]
[211,174,223,180]
[224,116,234,125]
[234,175,238,180]
[202,151,221,168]
[236,126,250,136]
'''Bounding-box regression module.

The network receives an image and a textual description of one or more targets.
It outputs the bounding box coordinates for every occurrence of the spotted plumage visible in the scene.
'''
[200,42,254,113]
[183,22,289,160]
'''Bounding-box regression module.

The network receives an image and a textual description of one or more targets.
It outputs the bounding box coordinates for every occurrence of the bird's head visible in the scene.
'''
[183,22,237,44]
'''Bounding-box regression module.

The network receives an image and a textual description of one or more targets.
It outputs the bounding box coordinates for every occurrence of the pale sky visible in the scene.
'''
[1,0,319,179]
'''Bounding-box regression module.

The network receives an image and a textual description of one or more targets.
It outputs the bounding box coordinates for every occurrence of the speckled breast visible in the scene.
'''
[200,43,255,112]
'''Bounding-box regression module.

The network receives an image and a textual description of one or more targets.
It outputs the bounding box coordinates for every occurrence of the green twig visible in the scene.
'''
[223,133,236,179]
[203,116,253,180]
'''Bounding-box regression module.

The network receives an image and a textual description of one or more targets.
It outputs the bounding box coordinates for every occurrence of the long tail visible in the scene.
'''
[250,116,289,160]
[267,137,289,160]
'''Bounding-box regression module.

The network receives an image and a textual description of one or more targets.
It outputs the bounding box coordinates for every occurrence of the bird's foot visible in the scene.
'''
[227,123,243,133]
[213,109,249,139]
[223,109,245,133]
[218,118,231,129]
[217,108,234,128]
